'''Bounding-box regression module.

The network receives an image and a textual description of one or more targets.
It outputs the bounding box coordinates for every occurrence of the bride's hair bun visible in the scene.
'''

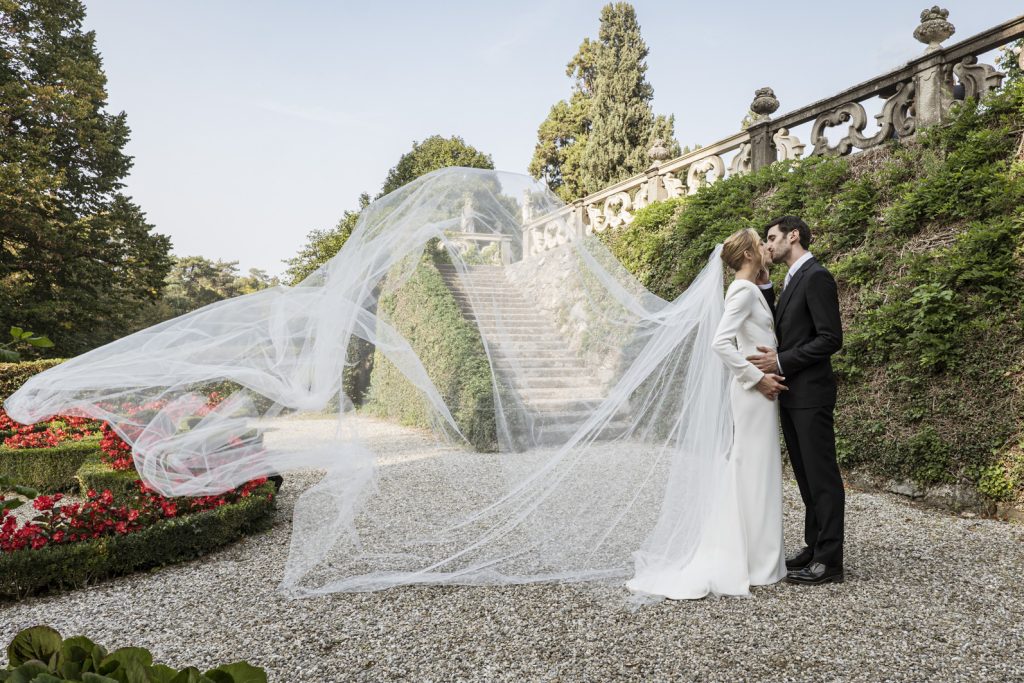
[721,228,761,271]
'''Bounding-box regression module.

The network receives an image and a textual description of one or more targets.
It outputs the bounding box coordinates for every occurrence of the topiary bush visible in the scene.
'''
[599,78,1024,502]
[0,360,66,406]
[74,454,141,501]
[1,625,267,682]
[365,254,499,451]
[0,438,102,492]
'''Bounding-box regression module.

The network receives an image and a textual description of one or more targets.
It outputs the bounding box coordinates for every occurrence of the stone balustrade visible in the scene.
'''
[521,7,1024,259]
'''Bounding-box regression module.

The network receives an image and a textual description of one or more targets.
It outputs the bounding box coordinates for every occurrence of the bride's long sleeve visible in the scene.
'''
[712,285,765,390]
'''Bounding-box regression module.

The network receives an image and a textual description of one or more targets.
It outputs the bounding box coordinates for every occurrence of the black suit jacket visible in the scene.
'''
[761,257,843,409]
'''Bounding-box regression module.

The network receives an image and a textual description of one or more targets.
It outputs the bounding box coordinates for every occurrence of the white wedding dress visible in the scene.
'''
[626,279,787,599]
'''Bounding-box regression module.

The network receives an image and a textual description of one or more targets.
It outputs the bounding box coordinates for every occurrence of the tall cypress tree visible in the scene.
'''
[582,3,678,195]
[528,38,597,202]
[0,0,172,356]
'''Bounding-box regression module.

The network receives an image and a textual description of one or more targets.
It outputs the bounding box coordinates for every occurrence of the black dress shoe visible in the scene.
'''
[785,561,844,585]
[785,546,814,571]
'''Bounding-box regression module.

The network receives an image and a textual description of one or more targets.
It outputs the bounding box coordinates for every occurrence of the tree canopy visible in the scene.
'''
[0,0,172,356]
[529,2,679,201]
[286,136,493,284]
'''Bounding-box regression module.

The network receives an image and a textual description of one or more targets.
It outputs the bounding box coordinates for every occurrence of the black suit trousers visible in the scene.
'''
[780,403,845,567]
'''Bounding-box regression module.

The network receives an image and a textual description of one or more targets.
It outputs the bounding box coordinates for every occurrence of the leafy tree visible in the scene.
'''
[286,136,493,284]
[378,135,493,198]
[528,39,597,202]
[582,3,679,195]
[0,0,172,355]
[997,38,1023,81]
[139,256,279,322]
[284,195,368,285]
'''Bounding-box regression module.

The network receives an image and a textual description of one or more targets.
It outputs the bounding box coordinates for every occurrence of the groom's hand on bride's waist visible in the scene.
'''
[747,346,780,374]
[755,373,787,401]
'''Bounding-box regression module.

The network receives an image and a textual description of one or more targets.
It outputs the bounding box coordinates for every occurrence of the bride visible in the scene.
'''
[4,169,787,598]
[626,228,787,599]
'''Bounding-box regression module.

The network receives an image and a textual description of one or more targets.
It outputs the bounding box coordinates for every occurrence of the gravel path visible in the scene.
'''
[2,414,1022,682]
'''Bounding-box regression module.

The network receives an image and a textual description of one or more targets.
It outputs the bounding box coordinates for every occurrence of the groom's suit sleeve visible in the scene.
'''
[776,269,843,376]
[712,286,765,391]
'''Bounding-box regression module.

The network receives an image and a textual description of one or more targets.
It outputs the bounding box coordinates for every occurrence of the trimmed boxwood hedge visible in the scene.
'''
[0,437,102,491]
[75,453,141,500]
[0,359,66,405]
[365,254,500,451]
[0,482,276,600]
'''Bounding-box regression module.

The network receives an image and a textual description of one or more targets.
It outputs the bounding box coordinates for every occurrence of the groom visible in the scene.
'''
[748,216,845,586]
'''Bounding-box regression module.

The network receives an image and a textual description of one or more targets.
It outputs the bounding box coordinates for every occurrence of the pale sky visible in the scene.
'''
[80,0,1022,276]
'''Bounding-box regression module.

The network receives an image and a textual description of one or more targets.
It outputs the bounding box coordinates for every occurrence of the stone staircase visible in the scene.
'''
[437,264,630,446]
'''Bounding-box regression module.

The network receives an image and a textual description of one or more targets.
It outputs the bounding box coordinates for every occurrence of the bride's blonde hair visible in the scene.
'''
[721,228,762,271]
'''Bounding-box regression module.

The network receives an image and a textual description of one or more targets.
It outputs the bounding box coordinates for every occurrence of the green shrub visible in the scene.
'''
[600,78,1024,498]
[365,254,499,451]
[0,438,102,492]
[0,359,66,406]
[74,454,140,500]
[1,625,267,682]
[0,483,275,600]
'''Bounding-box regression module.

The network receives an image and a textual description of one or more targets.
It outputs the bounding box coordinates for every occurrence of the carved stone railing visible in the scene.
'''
[444,231,513,265]
[522,7,1024,258]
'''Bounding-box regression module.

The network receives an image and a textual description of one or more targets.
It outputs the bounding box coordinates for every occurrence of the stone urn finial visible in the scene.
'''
[914,6,955,53]
[750,87,780,121]
[648,138,671,165]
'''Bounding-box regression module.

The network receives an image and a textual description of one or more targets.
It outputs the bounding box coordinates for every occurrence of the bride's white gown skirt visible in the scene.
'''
[627,380,787,600]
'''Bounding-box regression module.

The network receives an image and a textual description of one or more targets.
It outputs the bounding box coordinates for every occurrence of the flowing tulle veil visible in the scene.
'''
[5,168,731,596]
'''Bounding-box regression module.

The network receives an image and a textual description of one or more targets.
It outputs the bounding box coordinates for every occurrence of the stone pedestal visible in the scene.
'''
[748,122,777,171]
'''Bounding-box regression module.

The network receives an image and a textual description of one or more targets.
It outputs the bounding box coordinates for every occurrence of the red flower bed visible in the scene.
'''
[0,477,271,553]
[1,392,271,555]
[99,423,134,470]
[1,410,100,450]
[3,391,231,470]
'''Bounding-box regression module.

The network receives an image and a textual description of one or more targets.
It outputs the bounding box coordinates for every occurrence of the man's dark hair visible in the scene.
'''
[764,215,812,249]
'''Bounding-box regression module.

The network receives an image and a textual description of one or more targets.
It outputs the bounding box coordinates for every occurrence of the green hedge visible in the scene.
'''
[0,437,102,492]
[75,453,141,500]
[364,254,499,451]
[0,359,66,406]
[599,79,1024,502]
[0,482,276,600]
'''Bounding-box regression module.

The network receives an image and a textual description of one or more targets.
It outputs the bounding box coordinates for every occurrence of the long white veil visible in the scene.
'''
[4,168,731,596]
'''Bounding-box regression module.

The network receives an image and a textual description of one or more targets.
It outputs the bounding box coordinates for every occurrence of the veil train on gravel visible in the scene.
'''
[5,168,733,596]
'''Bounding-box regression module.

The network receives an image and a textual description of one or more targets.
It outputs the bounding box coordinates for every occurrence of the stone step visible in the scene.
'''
[469,315,552,324]
[486,330,563,339]
[446,284,519,292]
[524,420,632,445]
[512,376,602,390]
[517,387,607,401]
[522,397,606,412]
[525,410,603,427]
[479,327,558,336]
[490,345,570,356]
[501,374,598,385]
[491,360,589,370]
[495,364,587,375]
[451,297,534,308]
